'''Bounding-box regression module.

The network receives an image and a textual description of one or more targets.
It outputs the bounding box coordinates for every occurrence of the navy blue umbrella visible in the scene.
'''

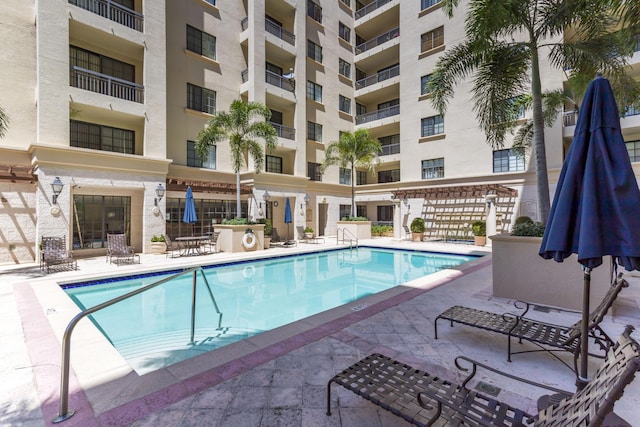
[183,186,198,234]
[539,76,640,388]
[284,197,292,241]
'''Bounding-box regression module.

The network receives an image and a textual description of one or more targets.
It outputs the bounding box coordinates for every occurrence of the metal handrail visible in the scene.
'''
[265,19,295,45]
[71,66,144,103]
[356,104,400,125]
[53,267,221,423]
[355,27,399,55]
[355,0,392,19]
[355,64,400,90]
[68,0,144,32]
[337,227,358,249]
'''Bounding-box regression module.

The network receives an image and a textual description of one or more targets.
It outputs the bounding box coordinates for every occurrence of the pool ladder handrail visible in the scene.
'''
[53,267,221,423]
[336,227,358,249]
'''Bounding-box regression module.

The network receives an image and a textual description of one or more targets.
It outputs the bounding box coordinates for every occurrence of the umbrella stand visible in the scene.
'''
[577,267,591,391]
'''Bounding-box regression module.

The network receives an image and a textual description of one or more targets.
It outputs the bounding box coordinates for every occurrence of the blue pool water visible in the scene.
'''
[64,247,477,374]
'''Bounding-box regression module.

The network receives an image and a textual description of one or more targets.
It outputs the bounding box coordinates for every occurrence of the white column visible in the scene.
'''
[392,198,402,240]
[485,194,498,246]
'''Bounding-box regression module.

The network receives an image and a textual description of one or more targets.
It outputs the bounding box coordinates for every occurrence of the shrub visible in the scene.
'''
[341,216,369,221]
[511,221,545,237]
[371,225,393,236]
[304,227,313,233]
[472,221,486,237]
[150,235,165,242]
[410,217,425,233]
[514,216,533,226]
[222,218,252,225]
[257,218,272,235]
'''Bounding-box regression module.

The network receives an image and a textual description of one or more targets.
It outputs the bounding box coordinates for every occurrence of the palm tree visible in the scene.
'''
[0,106,9,139]
[196,100,278,218]
[322,129,381,218]
[430,0,639,224]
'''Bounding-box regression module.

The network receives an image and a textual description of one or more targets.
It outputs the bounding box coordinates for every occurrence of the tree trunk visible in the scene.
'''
[236,172,241,219]
[530,47,551,224]
[351,165,356,217]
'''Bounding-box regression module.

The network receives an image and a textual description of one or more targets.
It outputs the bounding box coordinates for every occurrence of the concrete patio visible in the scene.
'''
[2,238,638,426]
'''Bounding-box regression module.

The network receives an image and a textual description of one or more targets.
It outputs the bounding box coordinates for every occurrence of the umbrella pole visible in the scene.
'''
[576,267,591,391]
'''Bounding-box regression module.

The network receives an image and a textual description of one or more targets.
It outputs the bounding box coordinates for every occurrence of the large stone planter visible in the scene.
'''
[217,225,265,253]
[491,234,611,311]
[150,242,166,254]
[337,221,371,240]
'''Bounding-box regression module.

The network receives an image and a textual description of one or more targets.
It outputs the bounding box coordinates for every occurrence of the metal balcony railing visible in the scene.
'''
[355,27,399,55]
[355,64,399,90]
[241,17,248,31]
[265,20,295,45]
[355,0,392,19]
[68,0,143,32]
[71,66,144,103]
[380,142,400,156]
[623,104,640,118]
[241,68,248,83]
[356,104,400,124]
[563,110,577,126]
[270,123,295,140]
[265,70,295,92]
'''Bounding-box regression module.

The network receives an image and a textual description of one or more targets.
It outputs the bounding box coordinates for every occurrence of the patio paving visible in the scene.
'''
[1,238,638,426]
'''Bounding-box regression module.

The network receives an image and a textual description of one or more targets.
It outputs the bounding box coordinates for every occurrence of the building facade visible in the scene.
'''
[1,0,639,264]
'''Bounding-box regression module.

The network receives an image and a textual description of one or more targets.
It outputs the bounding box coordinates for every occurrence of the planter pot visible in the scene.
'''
[217,224,264,253]
[150,242,166,254]
[490,234,611,311]
[337,221,372,240]
[473,236,486,246]
[411,232,423,242]
[304,232,313,239]
[264,237,271,249]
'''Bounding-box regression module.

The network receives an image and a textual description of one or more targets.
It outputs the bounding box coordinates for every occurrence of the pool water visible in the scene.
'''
[64,247,477,374]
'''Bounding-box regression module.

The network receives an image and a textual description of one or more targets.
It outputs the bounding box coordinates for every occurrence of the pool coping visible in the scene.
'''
[17,245,491,425]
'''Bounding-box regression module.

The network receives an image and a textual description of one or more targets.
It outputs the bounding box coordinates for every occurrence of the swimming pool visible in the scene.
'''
[64,247,478,374]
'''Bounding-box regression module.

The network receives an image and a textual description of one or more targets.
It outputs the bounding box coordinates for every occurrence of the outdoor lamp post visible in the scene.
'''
[263,191,270,219]
[51,177,64,204]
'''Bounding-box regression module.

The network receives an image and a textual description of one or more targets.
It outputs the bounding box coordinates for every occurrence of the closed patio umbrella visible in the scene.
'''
[539,75,640,388]
[183,186,198,235]
[284,197,292,242]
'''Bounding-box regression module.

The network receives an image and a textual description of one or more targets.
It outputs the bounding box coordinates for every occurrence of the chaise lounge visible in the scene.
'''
[106,233,140,265]
[41,236,77,274]
[434,275,628,374]
[327,325,639,426]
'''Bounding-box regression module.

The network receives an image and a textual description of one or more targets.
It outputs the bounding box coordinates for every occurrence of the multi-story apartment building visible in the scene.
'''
[1,0,639,264]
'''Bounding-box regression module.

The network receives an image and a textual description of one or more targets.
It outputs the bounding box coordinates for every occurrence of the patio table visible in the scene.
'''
[175,235,210,256]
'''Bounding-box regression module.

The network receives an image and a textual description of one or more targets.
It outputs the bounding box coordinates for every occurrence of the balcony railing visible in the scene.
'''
[241,17,248,31]
[355,27,400,55]
[623,104,640,118]
[563,110,577,126]
[270,123,295,140]
[265,20,295,45]
[355,0,392,19]
[355,64,400,90]
[241,68,248,83]
[68,0,143,32]
[380,142,400,156]
[265,70,295,93]
[356,104,400,124]
[71,66,144,103]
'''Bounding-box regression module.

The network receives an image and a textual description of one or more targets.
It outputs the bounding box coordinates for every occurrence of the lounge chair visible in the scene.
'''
[41,236,77,273]
[202,231,221,254]
[434,275,628,374]
[270,227,297,247]
[164,234,183,258]
[327,325,639,426]
[106,233,140,265]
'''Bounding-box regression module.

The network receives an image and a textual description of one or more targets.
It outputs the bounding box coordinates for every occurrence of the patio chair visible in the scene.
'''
[41,236,77,273]
[164,234,183,258]
[202,231,221,254]
[434,275,628,374]
[106,233,140,265]
[270,227,297,247]
[327,325,639,426]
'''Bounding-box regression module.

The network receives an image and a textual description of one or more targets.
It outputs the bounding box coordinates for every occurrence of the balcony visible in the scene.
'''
[68,0,143,32]
[355,27,399,55]
[241,69,248,83]
[71,66,144,103]
[623,104,640,118]
[563,110,577,127]
[380,142,400,156]
[270,123,295,140]
[265,70,295,92]
[355,64,399,90]
[356,104,399,125]
[265,20,295,45]
[355,0,393,19]
[241,17,248,31]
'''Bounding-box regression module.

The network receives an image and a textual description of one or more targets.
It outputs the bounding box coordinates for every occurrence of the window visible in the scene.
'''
[72,195,131,249]
[626,140,640,162]
[357,206,367,218]
[421,0,441,10]
[307,81,323,102]
[339,204,351,219]
[377,205,393,222]
[339,95,351,114]
[421,115,444,137]
[186,25,216,60]
[340,0,351,7]
[307,0,322,23]
[339,167,351,185]
[421,74,433,95]
[378,169,400,183]
[421,26,444,52]
[187,83,216,114]
[307,121,323,141]
[339,22,351,42]
[266,155,283,173]
[204,0,216,5]
[356,103,367,116]
[308,162,322,181]
[379,134,400,155]
[493,148,525,172]
[338,58,351,78]
[421,158,444,179]
[70,120,134,154]
[70,46,134,82]
[508,97,526,119]
[356,170,367,185]
[187,141,216,169]
[307,40,323,63]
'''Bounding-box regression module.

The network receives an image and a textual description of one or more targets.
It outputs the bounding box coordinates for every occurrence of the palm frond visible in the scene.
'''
[0,106,9,139]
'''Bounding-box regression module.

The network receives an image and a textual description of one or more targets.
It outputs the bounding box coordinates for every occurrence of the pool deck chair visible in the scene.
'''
[434,275,628,374]
[270,227,297,248]
[106,233,140,265]
[327,325,639,426]
[202,231,221,254]
[164,234,183,258]
[41,236,77,273]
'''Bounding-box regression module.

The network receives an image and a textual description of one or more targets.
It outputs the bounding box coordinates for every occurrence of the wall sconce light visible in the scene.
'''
[262,191,270,218]
[51,177,64,205]
[154,183,165,206]
[304,193,310,205]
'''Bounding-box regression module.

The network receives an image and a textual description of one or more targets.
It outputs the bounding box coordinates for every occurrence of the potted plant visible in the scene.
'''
[150,235,166,254]
[410,217,425,242]
[304,227,314,239]
[258,218,272,249]
[472,221,486,246]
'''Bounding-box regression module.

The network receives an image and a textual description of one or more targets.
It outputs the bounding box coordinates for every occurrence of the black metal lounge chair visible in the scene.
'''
[41,236,77,273]
[106,233,140,265]
[434,275,628,374]
[270,227,297,247]
[164,234,183,258]
[327,325,639,426]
